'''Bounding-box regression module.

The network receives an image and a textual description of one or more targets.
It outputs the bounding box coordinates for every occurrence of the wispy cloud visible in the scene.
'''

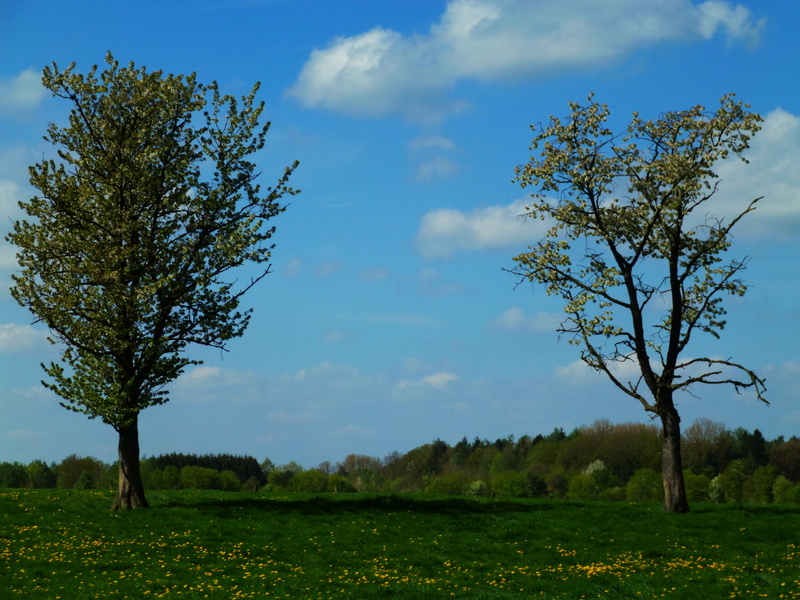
[711,108,800,239]
[409,134,461,183]
[0,70,46,115]
[415,198,543,259]
[287,0,763,121]
[0,323,49,352]
[488,307,562,334]
[394,370,460,395]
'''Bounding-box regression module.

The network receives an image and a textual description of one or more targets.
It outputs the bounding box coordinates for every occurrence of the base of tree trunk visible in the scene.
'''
[661,406,690,513]
[112,484,149,510]
[112,417,149,510]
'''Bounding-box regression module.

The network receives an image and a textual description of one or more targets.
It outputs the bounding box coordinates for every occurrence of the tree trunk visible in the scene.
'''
[112,415,149,510]
[660,405,690,513]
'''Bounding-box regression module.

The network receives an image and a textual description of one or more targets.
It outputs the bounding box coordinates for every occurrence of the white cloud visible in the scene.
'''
[415,198,544,259]
[413,157,460,183]
[0,323,48,352]
[696,0,764,46]
[0,70,46,115]
[488,307,562,334]
[395,370,460,394]
[416,107,800,258]
[410,135,458,152]
[710,108,800,239]
[423,371,460,389]
[555,356,643,384]
[282,257,303,277]
[177,365,257,389]
[410,135,461,182]
[315,259,345,277]
[287,0,763,121]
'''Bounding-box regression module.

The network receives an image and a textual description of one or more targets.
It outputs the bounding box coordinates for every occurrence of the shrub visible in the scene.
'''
[327,474,356,493]
[26,460,56,488]
[626,469,663,502]
[162,465,180,490]
[492,471,531,497]
[73,471,95,490]
[242,475,260,492]
[268,462,304,489]
[716,459,754,503]
[465,479,488,497]
[773,475,794,504]
[683,470,711,502]
[0,462,29,488]
[288,469,327,492]
[181,466,220,490]
[743,465,776,504]
[219,470,242,491]
[568,474,595,500]
[546,473,569,499]
[56,455,106,489]
[425,472,472,495]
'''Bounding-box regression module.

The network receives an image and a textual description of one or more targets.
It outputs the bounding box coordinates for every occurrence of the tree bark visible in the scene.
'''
[660,405,690,513]
[112,415,149,510]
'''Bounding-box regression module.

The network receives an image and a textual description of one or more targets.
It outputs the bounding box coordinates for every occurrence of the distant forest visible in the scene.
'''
[3,418,800,504]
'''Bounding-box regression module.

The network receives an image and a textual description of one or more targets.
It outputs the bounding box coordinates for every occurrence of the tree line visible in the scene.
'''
[3,418,800,504]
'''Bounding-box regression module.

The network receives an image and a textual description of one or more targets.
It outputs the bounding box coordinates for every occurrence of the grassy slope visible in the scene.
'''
[1,489,799,599]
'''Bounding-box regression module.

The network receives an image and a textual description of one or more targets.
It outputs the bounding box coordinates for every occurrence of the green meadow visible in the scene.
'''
[2,489,799,599]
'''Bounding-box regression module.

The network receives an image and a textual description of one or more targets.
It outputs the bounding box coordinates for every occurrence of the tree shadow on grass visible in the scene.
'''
[154,493,564,517]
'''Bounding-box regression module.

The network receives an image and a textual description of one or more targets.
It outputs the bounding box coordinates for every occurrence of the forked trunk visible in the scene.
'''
[112,415,149,510]
[660,405,690,513]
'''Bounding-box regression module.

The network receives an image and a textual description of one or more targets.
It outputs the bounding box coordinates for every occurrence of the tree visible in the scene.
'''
[510,94,767,512]
[682,418,731,477]
[7,54,297,509]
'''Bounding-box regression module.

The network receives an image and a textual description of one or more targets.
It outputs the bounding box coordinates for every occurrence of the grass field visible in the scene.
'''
[1,489,799,599]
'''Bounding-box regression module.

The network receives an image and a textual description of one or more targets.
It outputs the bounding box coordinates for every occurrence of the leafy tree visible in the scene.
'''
[162,465,180,490]
[772,475,795,504]
[74,470,95,490]
[0,462,29,488]
[219,470,242,492]
[27,460,56,488]
[56,454,107,489]
[7,54,297,509]
[682,469,711,503]
[568,473,595,500]
[682,418,731,476]
[327,474,356,493]
[289,469,327,492]
[180,466,220,490]
[769,439,800,481]
[510,94,767,512]
[743,464,776,504]
[715,458,755,503]
[491,471,531,497]
[426,471,472,495]
[626,468,663,502]
[268,462,304,489]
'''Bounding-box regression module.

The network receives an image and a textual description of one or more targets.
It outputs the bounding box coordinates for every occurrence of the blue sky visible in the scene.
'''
[1,0,799,468]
